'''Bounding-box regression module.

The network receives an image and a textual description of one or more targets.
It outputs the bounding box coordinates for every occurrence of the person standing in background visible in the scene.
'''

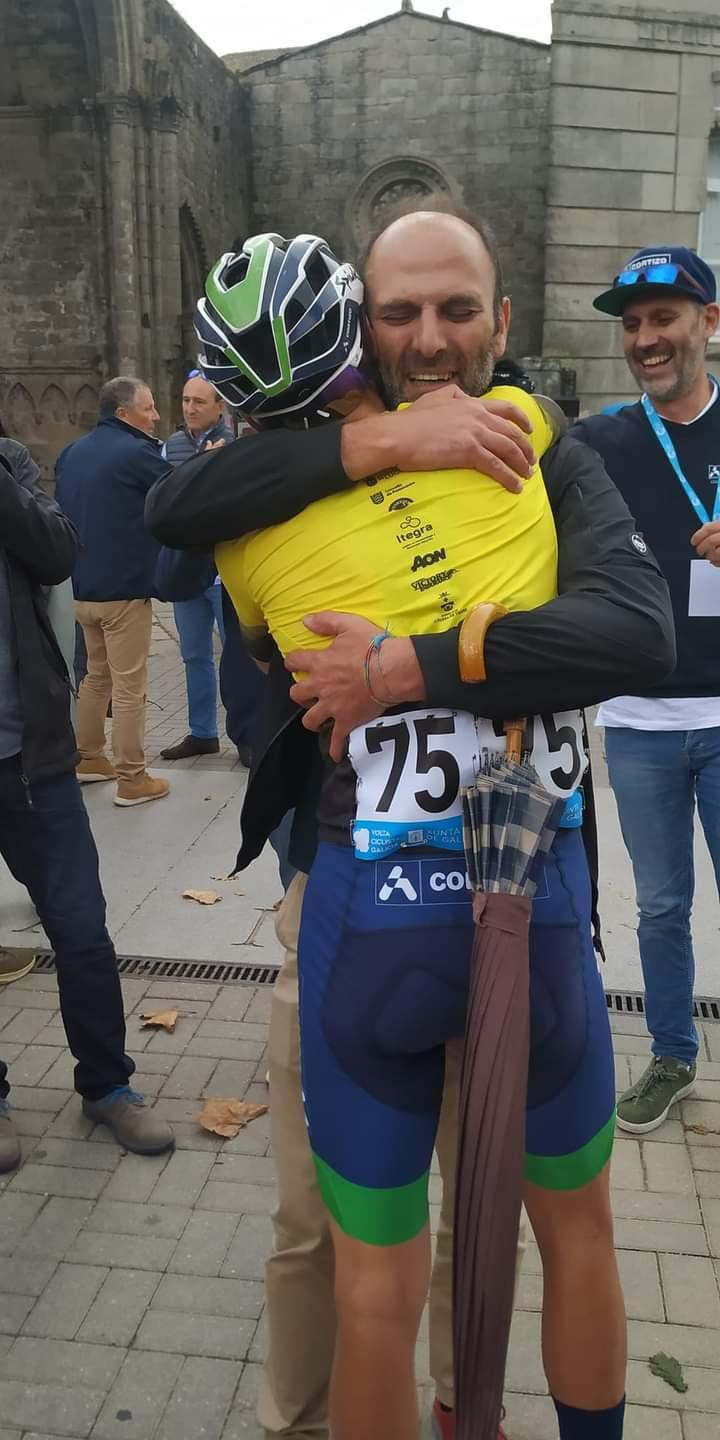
[0,439,174,1170]
[575,247,720,1134]
[55,377,170,807]
[160,373,234,761]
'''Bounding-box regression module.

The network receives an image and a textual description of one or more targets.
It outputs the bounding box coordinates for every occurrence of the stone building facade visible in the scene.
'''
[543,0,720,413]
[0,0,248,474]
[1,0,719,471]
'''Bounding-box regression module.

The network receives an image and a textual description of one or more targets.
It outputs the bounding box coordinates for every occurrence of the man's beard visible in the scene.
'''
[627,334,705,405]
[377,346,497,407]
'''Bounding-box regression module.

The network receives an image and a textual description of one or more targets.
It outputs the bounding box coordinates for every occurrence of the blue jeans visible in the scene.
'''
[604,725,720,1065]
[174,586,225,739]
[0,758,133,1101]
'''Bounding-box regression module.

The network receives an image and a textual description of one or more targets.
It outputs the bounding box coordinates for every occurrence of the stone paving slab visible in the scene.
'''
[3,967,720,1437]
[2,607,720,1435]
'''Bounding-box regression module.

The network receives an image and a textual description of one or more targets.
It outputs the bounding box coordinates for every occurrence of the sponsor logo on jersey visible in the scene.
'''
[366,468,399,487]
[399,515,422,529]
[411,568,455,591]
[389,496,413,511]
[411,548,447,572]
[376,863,419,903]
[375,857,548,906]
[630,533,647,554]
[709,464,720,483]
[370,491,385,505]
[397,524,433,545]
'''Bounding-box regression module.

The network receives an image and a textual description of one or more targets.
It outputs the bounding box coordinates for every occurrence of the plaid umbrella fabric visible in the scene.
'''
[454,749,565,1440]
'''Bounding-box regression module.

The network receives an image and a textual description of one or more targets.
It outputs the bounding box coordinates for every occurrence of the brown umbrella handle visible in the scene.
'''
[503,718,527,765]
[458,603,508,681]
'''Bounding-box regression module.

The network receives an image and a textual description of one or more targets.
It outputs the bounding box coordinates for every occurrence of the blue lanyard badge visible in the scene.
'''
[641,384,720,525]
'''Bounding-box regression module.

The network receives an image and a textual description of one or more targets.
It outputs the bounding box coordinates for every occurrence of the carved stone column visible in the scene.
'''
[149,97,182,427]
[102,95,142,377]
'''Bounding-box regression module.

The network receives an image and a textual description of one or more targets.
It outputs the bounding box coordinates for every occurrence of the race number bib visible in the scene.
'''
[350,708,586,860]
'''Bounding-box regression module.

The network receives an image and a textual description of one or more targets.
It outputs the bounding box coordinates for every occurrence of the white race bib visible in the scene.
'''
[350,708,586,860]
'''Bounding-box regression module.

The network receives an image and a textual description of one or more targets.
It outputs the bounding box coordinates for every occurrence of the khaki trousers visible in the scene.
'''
[257,871,528,1436]
[74,599,152,784]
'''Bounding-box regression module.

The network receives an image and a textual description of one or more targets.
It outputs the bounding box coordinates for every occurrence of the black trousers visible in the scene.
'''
[0,757,133,1101]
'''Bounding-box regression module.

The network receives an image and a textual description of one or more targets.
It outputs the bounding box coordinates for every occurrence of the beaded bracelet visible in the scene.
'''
[363,629,391,706]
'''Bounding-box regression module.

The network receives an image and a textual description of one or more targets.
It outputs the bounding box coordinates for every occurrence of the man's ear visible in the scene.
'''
[702,303,720,341]
[492,296,512,360]
[362,311,377,360]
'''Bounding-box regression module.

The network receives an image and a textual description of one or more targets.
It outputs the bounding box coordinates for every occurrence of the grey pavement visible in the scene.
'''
[0,606,719,1438]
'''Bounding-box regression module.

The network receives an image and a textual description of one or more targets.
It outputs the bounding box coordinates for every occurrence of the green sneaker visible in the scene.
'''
[616,1056,696,1134]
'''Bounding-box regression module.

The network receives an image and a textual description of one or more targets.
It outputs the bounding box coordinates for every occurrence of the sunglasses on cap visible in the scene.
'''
[614,263,706,296]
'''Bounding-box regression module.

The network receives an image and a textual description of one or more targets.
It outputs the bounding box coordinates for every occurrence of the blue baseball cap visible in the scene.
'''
[593,246,717,317]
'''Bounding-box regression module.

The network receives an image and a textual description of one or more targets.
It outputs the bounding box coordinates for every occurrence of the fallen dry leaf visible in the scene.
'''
[196,1097,269,1139]
[649,1352,688,1393]
[182,889,222,906]
[140,1009,179,1032]
[685,1122,720,1136]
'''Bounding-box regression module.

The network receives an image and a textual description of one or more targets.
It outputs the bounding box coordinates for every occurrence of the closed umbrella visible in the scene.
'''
[453,722,566,1440]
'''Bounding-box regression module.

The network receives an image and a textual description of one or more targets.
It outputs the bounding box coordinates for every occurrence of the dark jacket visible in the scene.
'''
[154,418,235,599]
[55,417,169,601]
[0,440,80,783]
[146,423,677,925]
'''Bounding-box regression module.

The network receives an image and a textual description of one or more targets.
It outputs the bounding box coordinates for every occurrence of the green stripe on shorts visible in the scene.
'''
[313,1152,429,1247]
[524,1110,616,1192]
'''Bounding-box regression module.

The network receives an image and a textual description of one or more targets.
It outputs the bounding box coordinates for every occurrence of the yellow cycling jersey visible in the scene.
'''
[216,386,560,659]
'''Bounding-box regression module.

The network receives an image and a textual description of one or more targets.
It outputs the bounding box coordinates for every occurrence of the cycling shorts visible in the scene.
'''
[297,829,615,1247]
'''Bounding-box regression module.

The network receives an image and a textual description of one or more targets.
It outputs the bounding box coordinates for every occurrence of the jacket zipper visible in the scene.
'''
[20,771,33,808]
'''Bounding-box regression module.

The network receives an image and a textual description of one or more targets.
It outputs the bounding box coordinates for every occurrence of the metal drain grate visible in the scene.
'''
[28,955,720,1016]
[606,990,720,1024]
[32,952,278,986]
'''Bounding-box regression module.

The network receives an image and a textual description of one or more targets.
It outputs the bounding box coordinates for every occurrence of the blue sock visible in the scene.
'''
[553,1396,625,1439]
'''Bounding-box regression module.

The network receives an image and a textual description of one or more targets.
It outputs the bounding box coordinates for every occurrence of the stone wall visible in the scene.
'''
[242,12,551,359]
[543,0,720,412]
[0,0,248,471]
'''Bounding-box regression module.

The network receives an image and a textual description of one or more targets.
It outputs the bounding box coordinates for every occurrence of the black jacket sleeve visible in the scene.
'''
[145,426,350,548]
[0,444,79,587]
[413,435,676,716]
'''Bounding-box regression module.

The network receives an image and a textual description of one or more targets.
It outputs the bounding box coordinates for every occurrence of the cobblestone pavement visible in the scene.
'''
[1,607,720,1438]
[2,978,720,1440]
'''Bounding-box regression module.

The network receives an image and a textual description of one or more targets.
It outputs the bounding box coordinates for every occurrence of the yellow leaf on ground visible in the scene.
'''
[140,1009,179,1032]
[196,1097,269,1139]
[182,889,222,906]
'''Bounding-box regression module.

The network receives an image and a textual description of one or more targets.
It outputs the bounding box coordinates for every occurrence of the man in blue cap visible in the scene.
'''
[575,246,720,1134]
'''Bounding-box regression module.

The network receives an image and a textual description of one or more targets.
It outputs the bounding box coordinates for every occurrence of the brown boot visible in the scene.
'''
[77,757,116,783]
[114,773,170,807]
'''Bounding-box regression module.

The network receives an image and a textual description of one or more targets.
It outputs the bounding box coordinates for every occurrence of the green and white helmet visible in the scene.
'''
[194,232,365,425]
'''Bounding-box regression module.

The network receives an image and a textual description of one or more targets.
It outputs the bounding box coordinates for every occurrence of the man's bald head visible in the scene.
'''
[363,204,504,325]
[361,203,509,406]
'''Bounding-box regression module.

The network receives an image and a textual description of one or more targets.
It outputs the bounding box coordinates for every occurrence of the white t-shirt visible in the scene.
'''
[597,381,720,733]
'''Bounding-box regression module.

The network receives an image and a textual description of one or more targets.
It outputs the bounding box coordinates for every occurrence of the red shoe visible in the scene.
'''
[431,1398,508,1439]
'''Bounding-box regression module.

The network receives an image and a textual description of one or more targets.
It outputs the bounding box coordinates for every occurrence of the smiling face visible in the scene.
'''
[621,294,719,406]
[364,212,510,406]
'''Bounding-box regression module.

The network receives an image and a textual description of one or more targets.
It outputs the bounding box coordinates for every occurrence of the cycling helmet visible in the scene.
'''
[194,233,365,425]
